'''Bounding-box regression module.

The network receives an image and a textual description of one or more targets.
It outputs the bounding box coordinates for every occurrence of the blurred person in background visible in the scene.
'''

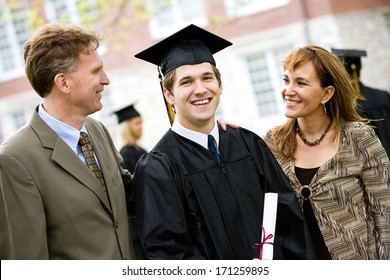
[332,48,390,158]
[114,103,147,174]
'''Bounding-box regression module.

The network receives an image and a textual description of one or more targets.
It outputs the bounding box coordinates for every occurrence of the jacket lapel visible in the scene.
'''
[30,108,112,212]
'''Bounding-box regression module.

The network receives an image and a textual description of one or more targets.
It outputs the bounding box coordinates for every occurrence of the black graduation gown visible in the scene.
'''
[357,82,390,158]
[133,126,316,260]
[120,144,147,174]
[120,144,147,260]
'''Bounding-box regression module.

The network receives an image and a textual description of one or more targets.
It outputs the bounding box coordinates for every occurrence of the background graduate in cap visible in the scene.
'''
[133,24,315,260]
[332,48,390,158]
[113,103,147,259]
[113,103,147,174]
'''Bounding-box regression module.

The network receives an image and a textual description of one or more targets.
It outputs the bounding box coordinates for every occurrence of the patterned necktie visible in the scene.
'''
[208,134,221,165]
[79,132,107,197]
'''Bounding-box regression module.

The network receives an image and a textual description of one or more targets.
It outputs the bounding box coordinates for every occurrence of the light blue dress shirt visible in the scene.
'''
[37,104,90,165]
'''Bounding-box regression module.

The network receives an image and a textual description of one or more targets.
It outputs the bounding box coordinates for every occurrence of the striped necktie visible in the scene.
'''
[208,134,221,165]
[79,132,107,197]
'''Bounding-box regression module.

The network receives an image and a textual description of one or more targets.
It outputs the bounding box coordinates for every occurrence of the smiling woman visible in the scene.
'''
[264,44,390,260]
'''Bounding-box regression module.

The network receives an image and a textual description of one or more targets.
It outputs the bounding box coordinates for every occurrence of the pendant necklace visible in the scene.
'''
[296,122,331,146]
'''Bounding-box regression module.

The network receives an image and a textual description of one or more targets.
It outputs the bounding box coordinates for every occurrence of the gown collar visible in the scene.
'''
[171,120,219,150]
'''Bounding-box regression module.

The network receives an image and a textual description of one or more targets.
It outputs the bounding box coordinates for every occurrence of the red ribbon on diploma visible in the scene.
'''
[252,226,274,260]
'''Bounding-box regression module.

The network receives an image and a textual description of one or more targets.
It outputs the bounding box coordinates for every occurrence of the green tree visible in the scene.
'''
[2,0,231,49]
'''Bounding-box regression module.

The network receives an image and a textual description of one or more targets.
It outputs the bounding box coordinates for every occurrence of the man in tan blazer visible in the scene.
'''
[0,23,135,260]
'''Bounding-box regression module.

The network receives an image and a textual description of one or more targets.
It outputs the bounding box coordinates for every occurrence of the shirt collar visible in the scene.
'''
[38,104,87,153]
[171,120,219,150]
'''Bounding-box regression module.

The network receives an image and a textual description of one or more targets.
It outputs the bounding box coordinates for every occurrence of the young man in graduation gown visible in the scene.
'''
[332,48,390,158]
[132,24,316,260]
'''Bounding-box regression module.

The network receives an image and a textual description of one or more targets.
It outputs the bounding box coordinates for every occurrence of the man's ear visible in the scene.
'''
[54,73,70,93]
[163,88,174,105]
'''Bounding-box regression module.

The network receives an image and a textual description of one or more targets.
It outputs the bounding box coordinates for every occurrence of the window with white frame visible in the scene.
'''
[0,106,31,141]
[245,45,291,117]
[224,0,290,18]
[0,0,29,82]
[147,0,207,38]
[385,11,390,37]
[45,0,99,26]
[10,109,28,131]
[44,0,71,22]
[0,0,99,83]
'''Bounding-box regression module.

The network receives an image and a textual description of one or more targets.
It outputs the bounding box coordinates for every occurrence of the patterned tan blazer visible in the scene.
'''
[265,121,390,260]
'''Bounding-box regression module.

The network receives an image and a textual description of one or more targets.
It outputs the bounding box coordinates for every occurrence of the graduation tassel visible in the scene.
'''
[351,64,365,100]
[158,66,175,126]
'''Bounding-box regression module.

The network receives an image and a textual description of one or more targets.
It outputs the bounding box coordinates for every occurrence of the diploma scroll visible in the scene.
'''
[260,192,278,260]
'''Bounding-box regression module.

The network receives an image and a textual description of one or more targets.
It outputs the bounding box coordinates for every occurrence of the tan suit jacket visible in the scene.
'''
[0,107,135,259]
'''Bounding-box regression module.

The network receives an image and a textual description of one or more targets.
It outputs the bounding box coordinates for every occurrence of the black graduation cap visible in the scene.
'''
[331,48,367,77]
[134,24,232,126]
[332,48,367,99]
[113,104,141,123]
[135,24,232,76]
